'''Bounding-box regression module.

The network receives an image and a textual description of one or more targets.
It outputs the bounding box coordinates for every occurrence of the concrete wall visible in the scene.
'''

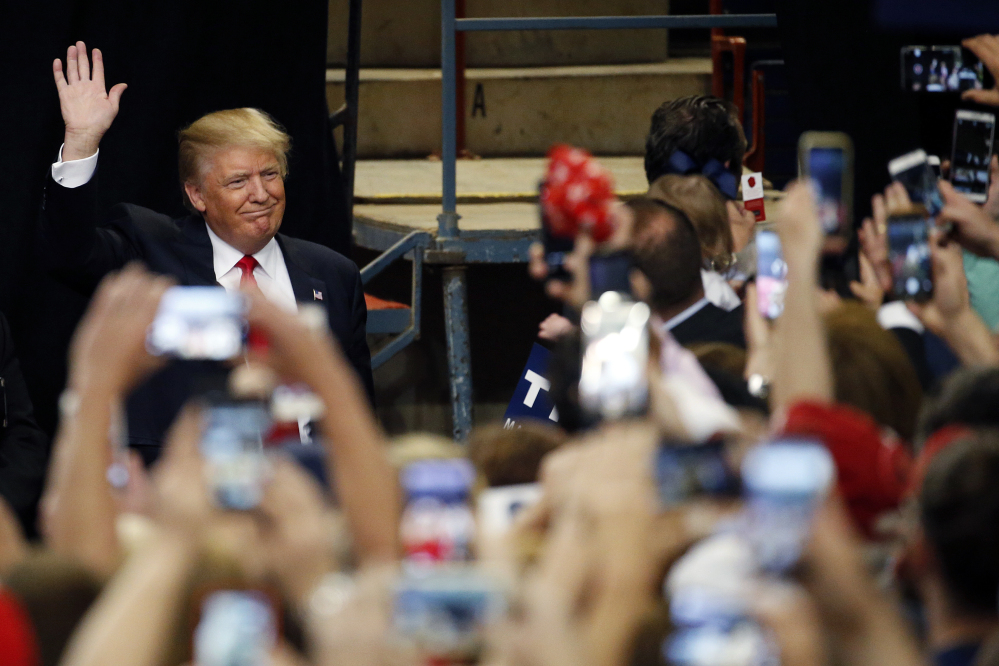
[327,61,710,157]
[327,0,670,67]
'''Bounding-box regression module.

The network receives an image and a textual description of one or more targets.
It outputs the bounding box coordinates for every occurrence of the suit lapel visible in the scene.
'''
[175,216,219,286]
[277,235,329,310]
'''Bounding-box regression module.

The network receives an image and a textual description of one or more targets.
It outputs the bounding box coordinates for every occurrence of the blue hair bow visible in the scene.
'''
[663,150,739,200]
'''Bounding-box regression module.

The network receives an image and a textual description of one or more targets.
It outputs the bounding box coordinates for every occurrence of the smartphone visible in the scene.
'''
[394,566,506,658]
[798,132,854,237]
[147,286,246,360]
[741,438,835,573]
[755,228,787,320]
[193,590,278,666]
[901,45,993,92]
[201,398,272,510]
[578,292,650,422]
[950,109,996,204]
[665,618,773,666]
[589,251,633,297]
[927,154,942,179]
[888,149,943,216]
[477,483,542,537]
[655,440,739,507]
[541,216,574,283]
[887,213,934,302]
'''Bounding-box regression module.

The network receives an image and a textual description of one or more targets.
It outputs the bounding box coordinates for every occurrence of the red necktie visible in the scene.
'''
[235,255,259,288]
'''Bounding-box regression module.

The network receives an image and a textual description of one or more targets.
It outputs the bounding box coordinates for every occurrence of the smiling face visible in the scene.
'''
[184,145,286,255]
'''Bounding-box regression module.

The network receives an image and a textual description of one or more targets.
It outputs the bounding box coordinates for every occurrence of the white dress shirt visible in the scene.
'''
[51,146,299,313]
[701,269,741,312]
[206,226,298,313]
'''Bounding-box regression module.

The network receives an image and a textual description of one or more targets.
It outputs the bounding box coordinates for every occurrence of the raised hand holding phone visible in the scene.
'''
[962,34,999,107]
[906,233,999,366]
[937,179,999,258]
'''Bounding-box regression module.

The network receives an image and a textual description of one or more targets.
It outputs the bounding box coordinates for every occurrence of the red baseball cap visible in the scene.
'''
[0,589,39,666]
[781,401,913,538]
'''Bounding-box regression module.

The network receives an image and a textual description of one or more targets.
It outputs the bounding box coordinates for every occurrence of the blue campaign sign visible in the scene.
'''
[504,343,559,429]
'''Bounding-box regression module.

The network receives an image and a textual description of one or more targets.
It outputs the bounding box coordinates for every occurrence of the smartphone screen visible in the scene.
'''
[578,293,650,422]
[888,149,943,216]
[589,251,633,297]
[394,566,506,658]
[655,440,739,507]
[887,214,934,301]
[951,110,996,204]
[806,148,846,234]
[755,229,787,320]
[147,287,246,360]
[901,46,992,92]
[741,438,835,573]
[477,483,542,537]
[201,399,271,510]
[927,155,942,179]
[194,590,277,666]
[541,217,574,282]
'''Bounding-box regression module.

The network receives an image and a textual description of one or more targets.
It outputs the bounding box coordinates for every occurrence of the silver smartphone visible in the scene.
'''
[950,109,996,204]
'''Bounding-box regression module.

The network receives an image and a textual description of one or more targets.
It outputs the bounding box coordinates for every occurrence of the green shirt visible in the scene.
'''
[964,250,999,331]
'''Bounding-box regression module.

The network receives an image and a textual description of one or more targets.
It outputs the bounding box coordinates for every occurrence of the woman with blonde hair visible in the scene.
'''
[647,174,742,311]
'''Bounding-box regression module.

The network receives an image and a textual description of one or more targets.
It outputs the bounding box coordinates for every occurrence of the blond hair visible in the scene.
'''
[647,173,734,272]
[177,108,291,209]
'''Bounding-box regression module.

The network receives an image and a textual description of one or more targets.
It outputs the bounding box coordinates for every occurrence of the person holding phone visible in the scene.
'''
[43,42,374,463]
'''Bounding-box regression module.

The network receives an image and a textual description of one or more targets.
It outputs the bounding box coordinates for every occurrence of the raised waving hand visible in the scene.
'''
[53,41,127,161]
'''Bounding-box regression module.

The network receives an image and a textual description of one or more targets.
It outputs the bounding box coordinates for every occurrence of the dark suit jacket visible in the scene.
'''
[40,170,373,461]
[0,312,48,535]
[670,302,746,349]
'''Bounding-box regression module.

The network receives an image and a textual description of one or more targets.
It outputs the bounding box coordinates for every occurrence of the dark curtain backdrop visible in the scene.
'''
[775,0,999,225]
[0,0,349,438]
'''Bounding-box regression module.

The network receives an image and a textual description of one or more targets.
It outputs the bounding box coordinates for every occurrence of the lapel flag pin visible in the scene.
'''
[313,289,323,301]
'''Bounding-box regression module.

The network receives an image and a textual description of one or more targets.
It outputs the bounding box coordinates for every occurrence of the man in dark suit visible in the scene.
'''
[42,42,372,463]
[0,312,48,535]
[628,198,745,348]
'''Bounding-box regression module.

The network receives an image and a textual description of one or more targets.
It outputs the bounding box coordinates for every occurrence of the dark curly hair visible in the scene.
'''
[644,95,747,184]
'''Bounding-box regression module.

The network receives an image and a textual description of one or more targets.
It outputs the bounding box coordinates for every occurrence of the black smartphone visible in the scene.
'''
[200,397,271,510]
[541,220,573,282]
[798,132,854,239]
[589,252,633,297]
[888,149,943,216]
[887,213,933,302]
[901,45,994,92]
[755,229,787,320]
[951,109,996,204]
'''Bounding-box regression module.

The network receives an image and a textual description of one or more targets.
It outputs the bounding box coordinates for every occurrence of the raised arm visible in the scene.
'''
[245,290,399,563]
[53,41,127,162]
[41,266,171,579]
[770,182,834,411]
[43,43,142,291]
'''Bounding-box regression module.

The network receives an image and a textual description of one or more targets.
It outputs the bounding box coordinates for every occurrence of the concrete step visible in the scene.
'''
[354,156,650,203]
[327,0,670,68]
[327,60,711,158]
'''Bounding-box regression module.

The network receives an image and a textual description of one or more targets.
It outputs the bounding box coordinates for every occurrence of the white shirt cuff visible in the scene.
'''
[877,300,925,334]
[51,144,99,189]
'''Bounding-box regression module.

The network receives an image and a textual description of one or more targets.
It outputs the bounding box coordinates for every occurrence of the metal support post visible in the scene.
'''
[438,0,460,239]
[342,0,364,225]
[443,266,473,442]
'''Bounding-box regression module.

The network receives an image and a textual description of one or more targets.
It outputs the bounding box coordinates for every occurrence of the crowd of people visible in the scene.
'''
[4,28,999,666]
